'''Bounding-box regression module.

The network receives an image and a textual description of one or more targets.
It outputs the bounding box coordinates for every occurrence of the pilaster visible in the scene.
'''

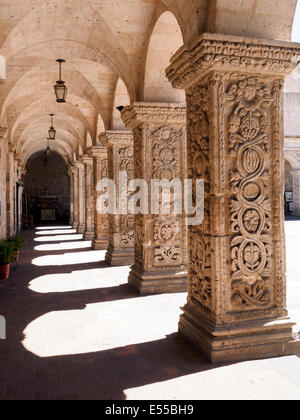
[122,103,188,295]
[166,33,300,363]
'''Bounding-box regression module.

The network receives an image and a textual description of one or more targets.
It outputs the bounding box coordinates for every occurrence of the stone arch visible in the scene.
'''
[96,115,106,140]
[206,0,298,41]
[143,11,185,103]
[112,78,131,130]
[24,150,71,223]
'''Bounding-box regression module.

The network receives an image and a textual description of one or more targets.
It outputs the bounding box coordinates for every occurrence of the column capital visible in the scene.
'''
[8,142,15,153]
[75,160,84,169]
[88,146,108,159]
[99,130,133,148]
[0,127,8,140]
[122,102,186,129]
[166,33,300,89]
[81,155,93,166]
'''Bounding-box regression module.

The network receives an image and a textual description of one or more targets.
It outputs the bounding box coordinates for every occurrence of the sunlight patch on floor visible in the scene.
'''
[22,293,187,357]
[36,229,77,235]
[35,226,73,230]
[31,250,106,266]
[34,241,92,252]
[28,267,130,293]
[34,234,83,242]
[124,357,300,400]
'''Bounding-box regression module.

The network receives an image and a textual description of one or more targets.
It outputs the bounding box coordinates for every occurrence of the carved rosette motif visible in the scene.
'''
[227,76,275,310]
[153,217,182,266]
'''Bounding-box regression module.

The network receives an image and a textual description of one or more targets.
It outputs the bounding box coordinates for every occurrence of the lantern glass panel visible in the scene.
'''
[54,81,67,103]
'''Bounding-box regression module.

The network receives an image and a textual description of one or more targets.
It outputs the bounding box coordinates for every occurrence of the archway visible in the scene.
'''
[143,11,185,103]
[24,151,70,225]
[285,160,295,217]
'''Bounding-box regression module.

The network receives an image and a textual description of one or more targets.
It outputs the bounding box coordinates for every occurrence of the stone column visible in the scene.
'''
[82,155,94,240]
[100,131,135,266]
[71,166,79,230]
[6,144,15,237]
[68,167,75,226]
[76,161,85,234]
[89,146,109,250]
[0,128,8,239]
[166,33,300,363]
[122,103,188,295]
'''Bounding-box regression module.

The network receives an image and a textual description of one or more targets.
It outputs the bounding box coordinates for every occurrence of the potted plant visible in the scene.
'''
[7,235,27,263]
[0,241,15,280]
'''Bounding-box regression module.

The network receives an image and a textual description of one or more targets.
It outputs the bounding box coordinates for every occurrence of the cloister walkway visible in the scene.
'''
[0,222,300,400]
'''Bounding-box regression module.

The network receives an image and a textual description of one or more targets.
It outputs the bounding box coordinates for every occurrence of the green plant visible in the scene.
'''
[0,241,15,265]
[7,235,27,251]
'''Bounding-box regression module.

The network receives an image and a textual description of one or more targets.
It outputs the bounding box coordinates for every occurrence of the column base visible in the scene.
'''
[77,225,85,234]
[179,305,300,364]
[105,245,134,267]
[83,231,94,241]
[72,223,78,230]
[92,238,109,250]
[129,266,188,295]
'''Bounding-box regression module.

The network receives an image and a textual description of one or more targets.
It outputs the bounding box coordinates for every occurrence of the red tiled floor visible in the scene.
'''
[0,224,300,400]
[0,226,206,400]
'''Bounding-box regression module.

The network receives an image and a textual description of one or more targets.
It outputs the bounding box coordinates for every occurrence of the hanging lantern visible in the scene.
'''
[54,59,67,103]
[48,114,56,140]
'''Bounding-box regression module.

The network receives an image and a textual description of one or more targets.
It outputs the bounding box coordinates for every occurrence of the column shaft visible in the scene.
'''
[82,156,94,240]
[71,166,79,229]
[100,131,135,266]
[89,146,109,250]
[76,162,85,234]
[68,168,75,226]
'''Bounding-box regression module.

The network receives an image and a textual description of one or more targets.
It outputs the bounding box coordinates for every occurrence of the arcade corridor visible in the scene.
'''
[0,222,300,400]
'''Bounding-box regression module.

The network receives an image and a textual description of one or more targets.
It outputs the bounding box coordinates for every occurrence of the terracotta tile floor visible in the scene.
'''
[0,223,300,400]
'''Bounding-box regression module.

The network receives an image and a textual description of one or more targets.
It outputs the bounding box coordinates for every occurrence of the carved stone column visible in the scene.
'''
[89,146,109,250]
[100,131,135,266]
[76,161,85,234]
[0,128,8,239]
[166,33,300,363]
[68,167,75,226]
[122,103,188,295]
[70,166,79,229]
[82,155,94,240]
[6,144,15,236]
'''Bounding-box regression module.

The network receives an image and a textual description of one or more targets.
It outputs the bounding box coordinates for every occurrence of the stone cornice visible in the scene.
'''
[75,161,84,169]
[166,33,300,89]
[81,155,93,165]
[99,131,133,148]
[88,146,108,158]
[121,102,186,129]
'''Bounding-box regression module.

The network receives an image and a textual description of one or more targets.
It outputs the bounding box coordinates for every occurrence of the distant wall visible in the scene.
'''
[24,151,70,221]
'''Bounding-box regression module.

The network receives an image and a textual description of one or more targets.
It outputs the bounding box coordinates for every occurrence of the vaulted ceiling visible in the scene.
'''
[0,0,297,167]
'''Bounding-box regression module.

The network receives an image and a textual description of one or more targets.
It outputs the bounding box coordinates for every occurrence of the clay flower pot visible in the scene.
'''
[0,264,10,280]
